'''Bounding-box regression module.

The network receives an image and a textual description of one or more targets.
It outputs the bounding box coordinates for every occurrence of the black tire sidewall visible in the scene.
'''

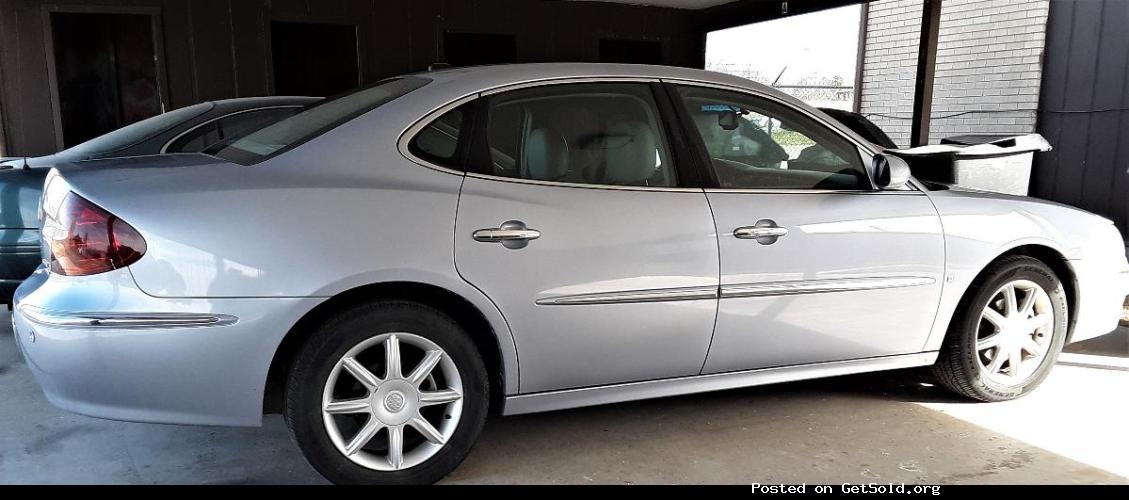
[953,257,1068,400]
[284,301,489,485]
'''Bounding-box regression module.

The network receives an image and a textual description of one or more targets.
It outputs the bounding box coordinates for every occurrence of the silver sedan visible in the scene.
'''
[12,63,1129,484]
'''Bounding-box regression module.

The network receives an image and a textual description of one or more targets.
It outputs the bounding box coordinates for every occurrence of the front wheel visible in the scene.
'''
[285,301,489,484]
[933,256,1068,401]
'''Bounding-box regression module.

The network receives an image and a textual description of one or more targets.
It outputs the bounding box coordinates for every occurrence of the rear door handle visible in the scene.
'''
[734,219,787,245]
[473,220,540,249]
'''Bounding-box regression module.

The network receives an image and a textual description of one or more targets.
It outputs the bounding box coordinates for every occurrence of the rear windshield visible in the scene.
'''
[62,102,214,159]
[209,77,430,165]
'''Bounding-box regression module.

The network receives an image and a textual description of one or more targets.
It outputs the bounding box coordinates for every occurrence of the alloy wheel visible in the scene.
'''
[321,332,464,471]
[975,279,1055,385]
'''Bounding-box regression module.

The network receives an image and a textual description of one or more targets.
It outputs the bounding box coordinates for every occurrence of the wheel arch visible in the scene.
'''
[262,281,512,416]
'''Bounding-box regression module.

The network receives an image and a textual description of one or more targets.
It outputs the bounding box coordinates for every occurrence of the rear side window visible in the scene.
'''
[475,83,677,188]
[166,107,299,153]
[210,77,430,165]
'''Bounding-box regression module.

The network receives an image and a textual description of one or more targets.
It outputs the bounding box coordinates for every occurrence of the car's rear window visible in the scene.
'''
[209,77,430,165]
[62,102,215,159]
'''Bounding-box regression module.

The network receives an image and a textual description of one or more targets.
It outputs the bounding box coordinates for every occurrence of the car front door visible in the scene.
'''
[669,83,945,373]
[450,81,720,393]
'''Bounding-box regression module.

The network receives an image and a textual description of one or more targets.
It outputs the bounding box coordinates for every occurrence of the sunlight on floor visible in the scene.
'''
[915,363,1128,478]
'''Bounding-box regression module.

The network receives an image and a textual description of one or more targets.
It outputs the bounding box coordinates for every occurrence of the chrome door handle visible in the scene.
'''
[473,220,540,249]
[734,219,788,245]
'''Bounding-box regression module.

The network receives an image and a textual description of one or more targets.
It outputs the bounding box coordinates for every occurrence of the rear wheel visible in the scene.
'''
[285,301,489,484]
[933,256,1068,401]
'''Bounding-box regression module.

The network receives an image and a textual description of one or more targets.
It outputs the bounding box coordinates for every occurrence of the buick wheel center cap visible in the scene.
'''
[384,391,407,412]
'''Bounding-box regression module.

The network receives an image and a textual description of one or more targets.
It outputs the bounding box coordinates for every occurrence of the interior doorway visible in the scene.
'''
[271,21,360,97]
[48,11,163,148]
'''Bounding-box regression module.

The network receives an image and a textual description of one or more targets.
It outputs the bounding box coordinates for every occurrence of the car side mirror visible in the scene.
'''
[872,153,911,189]
[718,111,739,131]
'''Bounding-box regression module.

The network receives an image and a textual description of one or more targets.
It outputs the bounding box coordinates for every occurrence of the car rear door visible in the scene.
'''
[449,81,720,393]
[667,83,945,373]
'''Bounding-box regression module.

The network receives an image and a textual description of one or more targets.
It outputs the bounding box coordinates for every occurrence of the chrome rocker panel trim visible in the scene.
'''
[19,305,238,329]
[503,352,938,415]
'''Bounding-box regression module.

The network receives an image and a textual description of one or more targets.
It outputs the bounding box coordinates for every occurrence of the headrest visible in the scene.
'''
[603,120,657,186]
[522,128,569,181]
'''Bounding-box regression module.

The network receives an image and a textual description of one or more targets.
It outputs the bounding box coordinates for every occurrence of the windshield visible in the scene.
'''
[209,77,430,165]
[60,102,214,160]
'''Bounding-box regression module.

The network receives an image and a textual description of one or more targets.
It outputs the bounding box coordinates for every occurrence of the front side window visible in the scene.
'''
[210,77,430,165]
[675,85,870,190]
[477,83,677,188]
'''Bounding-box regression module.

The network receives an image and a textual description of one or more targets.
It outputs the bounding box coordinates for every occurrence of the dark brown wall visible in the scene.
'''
[0,0,705,156]
[1034,0,1129,237]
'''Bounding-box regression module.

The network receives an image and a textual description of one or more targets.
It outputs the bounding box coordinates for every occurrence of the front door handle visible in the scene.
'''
[473,220,540,249]
[734,219,788,245]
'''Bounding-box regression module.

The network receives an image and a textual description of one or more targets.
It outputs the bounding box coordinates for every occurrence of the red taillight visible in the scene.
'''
[47,193,146,276]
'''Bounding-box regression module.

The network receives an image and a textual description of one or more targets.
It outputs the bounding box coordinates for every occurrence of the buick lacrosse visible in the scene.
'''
[12,64,1129,484]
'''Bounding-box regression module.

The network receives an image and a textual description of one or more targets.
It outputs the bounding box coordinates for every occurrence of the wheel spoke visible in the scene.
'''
[1022,337,1045,357]
[977,333,1002,350]
[385,335,402,379]
[1002,285,1018,316]
[409,416,446,445]
[1007,347,1023,378]
[344,418,383,456]
[986,348,1007,374]
[419,389,462,406]
[324,398,371,415]
[1027,313,1053,332]
[407,350,443,387]
[388,425,404,469]
[342,357,381,391]
[1018,288,1037,316]
[982,308,1007,329]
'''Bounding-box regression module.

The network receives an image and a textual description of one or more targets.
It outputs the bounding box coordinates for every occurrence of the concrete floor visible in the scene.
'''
[1,310,1125,485]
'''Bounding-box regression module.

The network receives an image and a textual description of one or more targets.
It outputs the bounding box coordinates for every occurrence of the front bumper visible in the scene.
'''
[1067,259,1129,343]
[12,266,321,426]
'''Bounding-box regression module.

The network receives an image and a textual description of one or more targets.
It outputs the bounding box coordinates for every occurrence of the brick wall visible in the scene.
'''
[858,0,1049,146]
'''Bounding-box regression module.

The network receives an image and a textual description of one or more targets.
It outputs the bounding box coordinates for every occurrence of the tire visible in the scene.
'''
[933,255,1068,401]
[284,301,489,485]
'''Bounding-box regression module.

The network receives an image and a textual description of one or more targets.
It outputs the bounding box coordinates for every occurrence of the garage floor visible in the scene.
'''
[1,310,1125,485]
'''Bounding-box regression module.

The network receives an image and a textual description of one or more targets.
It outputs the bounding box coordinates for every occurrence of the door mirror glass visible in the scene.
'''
[872,153,912,189]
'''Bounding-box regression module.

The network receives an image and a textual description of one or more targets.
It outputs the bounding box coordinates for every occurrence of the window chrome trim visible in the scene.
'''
[720,276,936,299]
[19,305,238,329]
[160,105,304,154]
[535,285,718,306]
[478,76,662,97]
[464,172,703,193]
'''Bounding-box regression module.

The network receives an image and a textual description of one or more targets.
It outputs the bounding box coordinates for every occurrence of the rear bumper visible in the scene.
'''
[12,266,321,426]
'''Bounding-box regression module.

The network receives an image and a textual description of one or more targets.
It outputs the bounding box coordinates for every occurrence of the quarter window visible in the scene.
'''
[675,86,870,190]
[477,83,677,188]
[408,105,470,169]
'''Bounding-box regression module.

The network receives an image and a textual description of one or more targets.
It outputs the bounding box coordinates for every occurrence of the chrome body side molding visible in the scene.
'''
[535,285,718,305]
[534,278,933,306]
[721,276,936,299]
[503,352,938,415]
[19,305,238,329]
